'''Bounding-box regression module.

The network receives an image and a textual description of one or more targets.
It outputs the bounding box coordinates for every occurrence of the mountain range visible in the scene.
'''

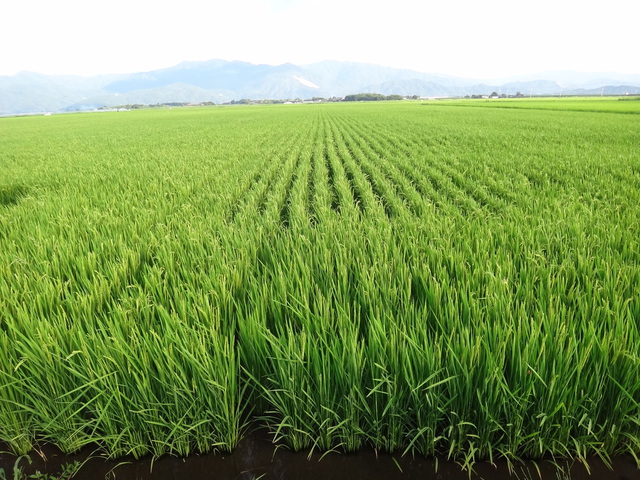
[1,60,640,114]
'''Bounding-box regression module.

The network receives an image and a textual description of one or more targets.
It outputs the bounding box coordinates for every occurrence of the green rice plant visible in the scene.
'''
[0,100,638,472]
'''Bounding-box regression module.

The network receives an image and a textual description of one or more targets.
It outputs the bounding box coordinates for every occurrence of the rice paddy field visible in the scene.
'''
[0,98,639,471]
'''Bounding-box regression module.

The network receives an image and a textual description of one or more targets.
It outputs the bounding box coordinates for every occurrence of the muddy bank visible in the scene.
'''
[1,430,638,480]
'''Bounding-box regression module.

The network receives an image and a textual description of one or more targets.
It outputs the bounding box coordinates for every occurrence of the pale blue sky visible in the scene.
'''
[2,0,638,78]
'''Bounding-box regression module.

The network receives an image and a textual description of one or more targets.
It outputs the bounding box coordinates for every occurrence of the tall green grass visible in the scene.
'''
[0,101,638,469]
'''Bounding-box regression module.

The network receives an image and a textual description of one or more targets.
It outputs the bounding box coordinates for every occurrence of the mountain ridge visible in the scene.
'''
[1,60,639,114]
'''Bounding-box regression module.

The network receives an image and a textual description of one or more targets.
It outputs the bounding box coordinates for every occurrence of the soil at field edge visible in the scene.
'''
[1,430,638,480]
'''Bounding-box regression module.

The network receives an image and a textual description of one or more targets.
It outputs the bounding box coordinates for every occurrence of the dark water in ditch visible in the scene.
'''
[1,430,638,480]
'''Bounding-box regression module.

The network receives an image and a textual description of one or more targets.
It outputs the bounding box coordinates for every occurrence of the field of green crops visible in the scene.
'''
[1,99,639,468]
[428,96,640,114]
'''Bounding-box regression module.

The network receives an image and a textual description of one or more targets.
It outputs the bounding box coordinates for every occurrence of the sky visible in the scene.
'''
[1,0,639,79]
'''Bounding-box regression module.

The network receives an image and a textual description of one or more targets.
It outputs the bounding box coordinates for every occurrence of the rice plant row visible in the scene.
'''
[0,101,638,469]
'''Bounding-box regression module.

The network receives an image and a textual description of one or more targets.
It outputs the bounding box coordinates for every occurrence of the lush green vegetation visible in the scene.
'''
[343,93,404,101]
[0,100,639,469]
[427,96,640,114]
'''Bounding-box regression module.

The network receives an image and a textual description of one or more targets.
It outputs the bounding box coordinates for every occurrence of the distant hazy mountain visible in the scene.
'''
[1,60,639,114]
[0,71,125,114]
[489,70,640,88]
